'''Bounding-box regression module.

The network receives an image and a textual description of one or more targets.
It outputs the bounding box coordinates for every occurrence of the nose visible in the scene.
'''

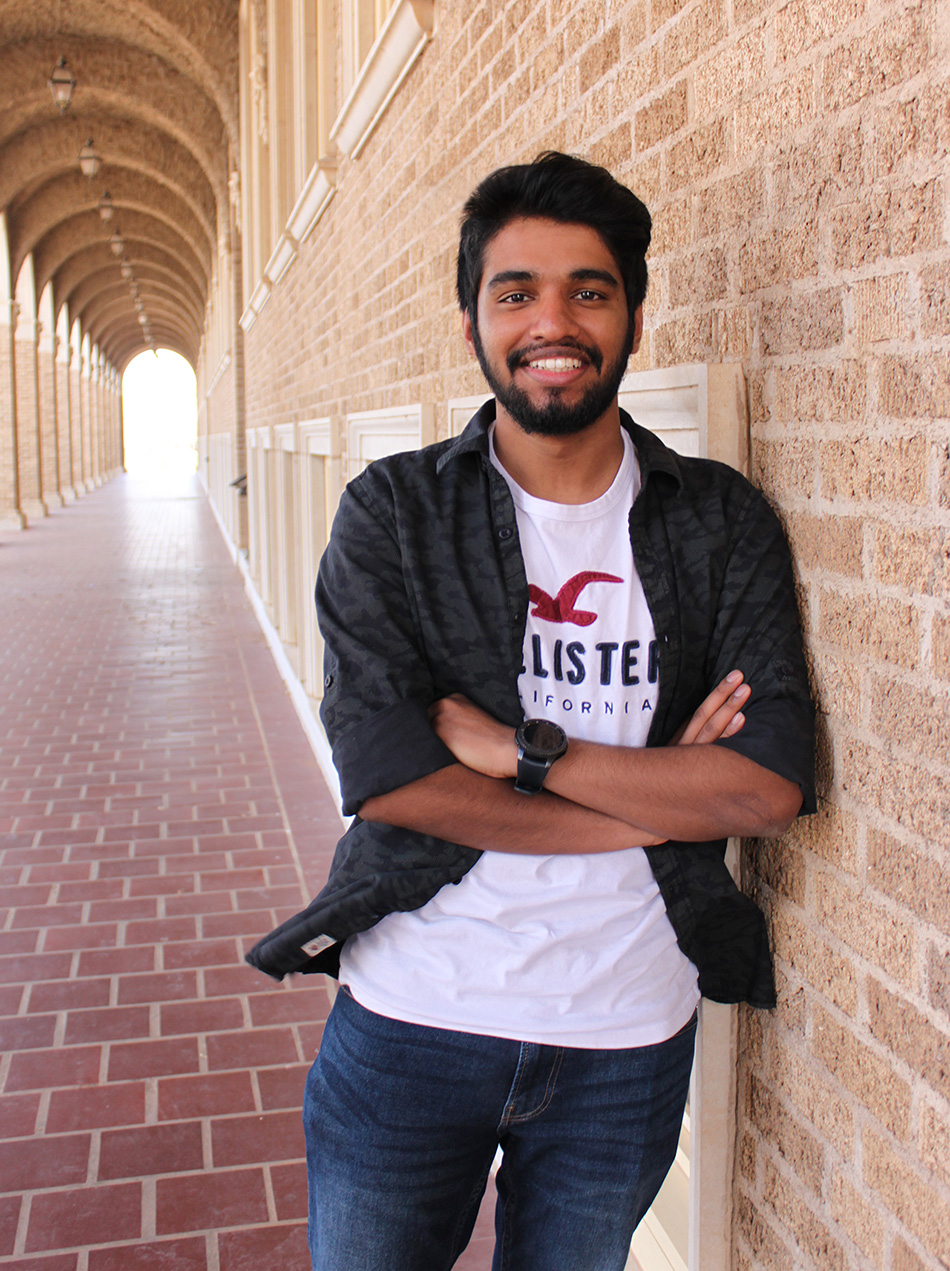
[529,287,580,342]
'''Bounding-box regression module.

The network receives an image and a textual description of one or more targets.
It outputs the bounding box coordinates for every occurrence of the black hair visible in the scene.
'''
[456,151,651,324]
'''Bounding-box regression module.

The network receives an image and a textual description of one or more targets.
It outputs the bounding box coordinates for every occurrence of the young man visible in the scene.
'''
[247,152,815,1271]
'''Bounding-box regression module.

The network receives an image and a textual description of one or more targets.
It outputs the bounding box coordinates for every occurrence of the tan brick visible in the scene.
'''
[651,0,693,30]
[694,27,766,116]
[755,838,806,905]
[770,362,867,424]
[665,0,728,79]
[771,908,858,1014]
[817,872,917,990]
[776,0,865,62]
[578,25,621,93]
[846,741,950,846]
[713,307,754,359]
[635,81,688,151]
[821,9,929,112]
[919,262,950,337]
[880,354,950,420]
[667,247,728,304]
[649,195,689,254]
[870,673,950,770]
[892,1238,932,1271]
[761,288,843,354]
[769,1045,854,1157]
[926,940,950,1021]
[666,117,729,189]
[934,613,950,681]
[618,0,648,52]
[851,273,910,344]
[867,977,950,1096]
[785,511,863,577]
[652,312,714,364]
[920,1102,950,1189]
[784,801,858,874]
[818,587,919,668]
[864,1127,950,1263]
[761,1157,847,1271]
[820,436,929,506]
[868,828,950,931]
[746,1073,825,1192]
[831,182,941,271]
[752,438,816,503]
[739,226,819,293]
[613,42,663,107]
[871,522,950,595]
[812,1004,911,1139]
[829,1169,885,1264]
[694,167,765,239]
[736,67,815,157]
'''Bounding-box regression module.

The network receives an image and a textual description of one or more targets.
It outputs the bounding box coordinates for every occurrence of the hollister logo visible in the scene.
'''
[528,571,622,626]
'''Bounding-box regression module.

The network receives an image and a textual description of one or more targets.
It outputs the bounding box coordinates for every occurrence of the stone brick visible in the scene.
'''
[666,118,729,189]
[651,0,693,30]
[864,1128,950,1264]
[919,261,950,337]
[867,977,950,1097]
[871,522,950,595]
[771,908,858,1014]
[880,354,950,420]
[892,1238,933,1271]
[841,738,949,846]
[812,1004,911,1139]
[928,943,950,1019]
[746,1074,824,1193]
[934,613,950,681]
[695,27,766,117]
[651,312,714,364]
[770,362,867,424]
[635,81,688,151]
[768,1045,853,1157]
[818,588,919,668]
[650,195,689,254]
[761,1157,847,1271]
[735,1194,794,1271]
[776,0,865,62]
[920,1102,950,1189]
[868,828,950,931]
[713,307,754,359]
[760,288,843,354]
[667,247,728,304]
[694,167,765,240]
[784,801,858,874]
[820,436,929,506]
[736,67,815,158]
[752,438,816,503]
[869,673,950,771]
[613,42,663,108]
[821,9,929,112]
[665,0,728,79]
[739,226,819,294]
[578,25,621,93]
[831,182,941,271]
[816,872,917,991]
[851,273,910,344]
[785,511,863,577]
[828,1169,885,1264]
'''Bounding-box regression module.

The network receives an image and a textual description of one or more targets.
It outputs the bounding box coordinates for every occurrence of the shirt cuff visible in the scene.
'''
[333,698,458,816]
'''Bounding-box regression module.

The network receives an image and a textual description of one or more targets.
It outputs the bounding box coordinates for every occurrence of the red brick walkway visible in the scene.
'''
[0,473,495,1270]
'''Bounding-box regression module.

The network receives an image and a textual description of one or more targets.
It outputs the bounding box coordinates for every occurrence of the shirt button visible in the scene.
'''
[324,674,333,689]
[497,527,513,540]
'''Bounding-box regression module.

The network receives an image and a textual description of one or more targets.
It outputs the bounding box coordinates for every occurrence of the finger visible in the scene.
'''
[691,686,750,744]
[678,671,745,745]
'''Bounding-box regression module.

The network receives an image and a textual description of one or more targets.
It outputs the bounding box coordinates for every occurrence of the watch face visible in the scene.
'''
[522,719,565,752]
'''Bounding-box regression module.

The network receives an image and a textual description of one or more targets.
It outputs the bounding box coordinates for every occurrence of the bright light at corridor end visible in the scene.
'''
[122,350,198,478]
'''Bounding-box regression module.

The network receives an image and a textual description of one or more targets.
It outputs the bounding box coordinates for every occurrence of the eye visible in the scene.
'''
[498,291,531,304]
[574,289,605,302]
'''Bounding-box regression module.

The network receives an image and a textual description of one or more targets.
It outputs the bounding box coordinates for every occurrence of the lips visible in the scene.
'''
[507,341,602,375]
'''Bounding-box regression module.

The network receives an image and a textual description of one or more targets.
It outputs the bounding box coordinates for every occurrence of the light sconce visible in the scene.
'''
[109,231,124,257]
[78,139,101,179]
[137,313,148,325]
[49,57,76,114]
[120,260,133,279]
[98,192,114,222]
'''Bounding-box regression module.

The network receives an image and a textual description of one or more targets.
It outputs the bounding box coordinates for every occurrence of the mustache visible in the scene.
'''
[506,340,603,375]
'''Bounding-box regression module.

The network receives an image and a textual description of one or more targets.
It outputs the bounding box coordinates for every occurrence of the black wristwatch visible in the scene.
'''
[514,719,569,794]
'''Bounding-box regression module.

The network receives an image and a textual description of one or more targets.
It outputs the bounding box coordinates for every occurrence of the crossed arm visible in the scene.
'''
[359,672,802,854]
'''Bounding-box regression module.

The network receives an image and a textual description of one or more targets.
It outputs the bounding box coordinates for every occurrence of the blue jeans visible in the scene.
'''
[303,988,696,1271]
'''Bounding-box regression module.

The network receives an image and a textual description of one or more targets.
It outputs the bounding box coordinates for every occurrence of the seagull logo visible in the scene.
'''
[528,572,623,626]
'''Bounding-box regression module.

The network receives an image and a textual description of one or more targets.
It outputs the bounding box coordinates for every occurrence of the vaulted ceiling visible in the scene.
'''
[0,0,239,370]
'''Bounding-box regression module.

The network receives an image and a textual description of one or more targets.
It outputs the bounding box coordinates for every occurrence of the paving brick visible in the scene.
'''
[4,1045,103,1092]
[25,1182,142,1251]
[255,1064,310,1111]
[28,978,112,1012]
[217,1221,309,1270]
[157,1070,257,1122]
[0,1256,77,1271]
[0,1133,91,1192]
[211,1109,305,1167]
[0,1195,19,1256]
[116,970,199,1005]
[98,1121,204,1179]
[0,1091,41,1137]
[87,1238,208,1271]
[206,1027,300,1071]
[249,985,330,1027]
[162,937,238,970]
[160,996,245,1036]
[64,1005,152,1045]
[156,1168,268,1234]
[43,924,121,952]
[46,1082,147,1133]
[107,1036,201,1082]
[0,1014,58,1051]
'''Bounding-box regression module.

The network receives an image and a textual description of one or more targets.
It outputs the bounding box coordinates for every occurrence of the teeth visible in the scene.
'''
[528,357,583,371]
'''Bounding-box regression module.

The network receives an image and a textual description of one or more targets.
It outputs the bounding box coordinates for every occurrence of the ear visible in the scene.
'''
[461,308,476,357]
[630,305,643,355]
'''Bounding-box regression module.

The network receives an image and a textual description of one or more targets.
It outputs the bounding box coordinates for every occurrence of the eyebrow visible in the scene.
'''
[485,267,621,292]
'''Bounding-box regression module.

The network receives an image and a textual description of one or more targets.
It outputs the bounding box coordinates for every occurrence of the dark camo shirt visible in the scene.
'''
[246,403,815,1008]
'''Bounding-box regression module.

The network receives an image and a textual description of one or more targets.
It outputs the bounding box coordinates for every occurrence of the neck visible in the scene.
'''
[492,402,625,503]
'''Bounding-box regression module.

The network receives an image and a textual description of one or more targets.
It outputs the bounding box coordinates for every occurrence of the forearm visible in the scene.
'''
[359,763,662,855]
[545,739,802,840]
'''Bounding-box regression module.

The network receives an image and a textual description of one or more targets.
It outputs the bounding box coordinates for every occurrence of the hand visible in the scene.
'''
[429,694,519,779]
[672,670,750,747]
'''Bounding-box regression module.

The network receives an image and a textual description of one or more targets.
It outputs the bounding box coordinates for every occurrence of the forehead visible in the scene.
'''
[480,217,620,288]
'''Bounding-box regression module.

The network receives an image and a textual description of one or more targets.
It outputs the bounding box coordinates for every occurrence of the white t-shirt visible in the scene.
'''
[340,429,699,1047]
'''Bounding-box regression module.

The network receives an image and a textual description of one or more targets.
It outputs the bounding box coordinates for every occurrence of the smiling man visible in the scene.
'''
[246,152,815,1271]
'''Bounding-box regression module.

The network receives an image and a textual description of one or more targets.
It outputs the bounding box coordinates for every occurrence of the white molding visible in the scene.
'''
[618,363,748,475]
[345,401,435,481]
[208,351,232,393]
[273,421,296,452]
[265,233,298,286]
[240,277,273,331]
[446,393,491,438]
[288,159,337,245]
[329,0,435,158]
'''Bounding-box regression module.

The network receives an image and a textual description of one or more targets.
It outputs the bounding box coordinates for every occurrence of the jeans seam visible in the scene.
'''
[505,1045,564,1124]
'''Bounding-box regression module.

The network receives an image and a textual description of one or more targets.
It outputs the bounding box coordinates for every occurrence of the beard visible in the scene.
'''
[470,322,634,437]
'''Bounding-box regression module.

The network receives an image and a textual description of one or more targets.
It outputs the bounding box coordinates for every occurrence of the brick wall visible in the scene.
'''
[223,1,950,1267]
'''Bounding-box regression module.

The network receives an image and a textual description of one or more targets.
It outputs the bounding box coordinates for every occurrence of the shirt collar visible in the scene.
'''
[436,398,685,491]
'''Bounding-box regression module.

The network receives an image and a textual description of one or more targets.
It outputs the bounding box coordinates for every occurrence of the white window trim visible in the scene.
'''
[345,402,435,482]
[329,0,435,158]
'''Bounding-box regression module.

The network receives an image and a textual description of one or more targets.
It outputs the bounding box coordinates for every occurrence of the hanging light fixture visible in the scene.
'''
[109,230,124,257]
[78,139,101,179]
[98,191,114,222]
[137,313,148,325]
[48,57,76,114]
[134,298,144,312]
[120,259,134,279]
